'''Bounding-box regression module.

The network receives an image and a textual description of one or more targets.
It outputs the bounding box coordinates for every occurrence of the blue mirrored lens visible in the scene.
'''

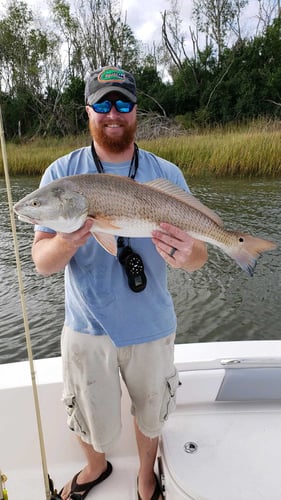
[92,101,111,113]
[115,100,134,112]
[92,100,134,113]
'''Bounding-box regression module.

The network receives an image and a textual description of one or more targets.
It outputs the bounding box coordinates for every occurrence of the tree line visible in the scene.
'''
[0,0,281,139]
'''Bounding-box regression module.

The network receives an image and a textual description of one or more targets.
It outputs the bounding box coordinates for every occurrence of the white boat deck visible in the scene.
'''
[161,402,281,500]
[5,457,140,499]
[0,358,140,499]
[1,341,281,499]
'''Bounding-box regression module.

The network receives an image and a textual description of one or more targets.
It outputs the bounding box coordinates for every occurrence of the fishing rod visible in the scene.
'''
[0,471,8,500]
[0,106,61,500]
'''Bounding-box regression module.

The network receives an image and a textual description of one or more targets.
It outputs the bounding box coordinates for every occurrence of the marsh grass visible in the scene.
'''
[0,134,91,176]
[140,129,281,178]
[1,124,281,177]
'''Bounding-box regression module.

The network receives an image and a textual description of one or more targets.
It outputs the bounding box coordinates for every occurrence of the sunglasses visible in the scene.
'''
[91,99,135,114]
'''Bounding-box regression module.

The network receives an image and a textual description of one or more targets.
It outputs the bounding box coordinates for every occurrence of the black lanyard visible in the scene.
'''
[90,141,146,291]
[91,141,139,180]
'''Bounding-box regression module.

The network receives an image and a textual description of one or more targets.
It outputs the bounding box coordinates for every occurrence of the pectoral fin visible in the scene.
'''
[87,214,121,231]
[87,215,119,255]
[91,232,117,255]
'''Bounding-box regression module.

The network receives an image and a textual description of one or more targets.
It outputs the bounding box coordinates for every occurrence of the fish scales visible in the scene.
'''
[75,175,219,236]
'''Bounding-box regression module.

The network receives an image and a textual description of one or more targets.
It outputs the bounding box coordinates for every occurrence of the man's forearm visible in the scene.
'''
[32,220,94,276]
[32,233,78,276]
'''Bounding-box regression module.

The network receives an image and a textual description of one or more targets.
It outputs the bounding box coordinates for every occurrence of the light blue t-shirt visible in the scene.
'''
[35,146,190,347]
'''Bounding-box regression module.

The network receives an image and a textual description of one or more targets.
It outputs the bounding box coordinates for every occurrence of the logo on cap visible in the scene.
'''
[98,68,126,84]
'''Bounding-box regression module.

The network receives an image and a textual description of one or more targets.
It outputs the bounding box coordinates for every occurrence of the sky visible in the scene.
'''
[120,0,259,45]
[1,0,260,51]
[121,0,193,44]
[22,0,192,45]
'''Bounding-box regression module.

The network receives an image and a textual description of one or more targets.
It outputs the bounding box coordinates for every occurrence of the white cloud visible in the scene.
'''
[121,0,260,48]
[13,0,260,51]
[121,0,193,44]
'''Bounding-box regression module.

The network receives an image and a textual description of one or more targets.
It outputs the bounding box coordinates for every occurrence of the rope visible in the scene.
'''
[0,106,52,500]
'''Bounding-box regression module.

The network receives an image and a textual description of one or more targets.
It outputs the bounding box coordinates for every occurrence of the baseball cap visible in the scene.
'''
[85,66,137,105]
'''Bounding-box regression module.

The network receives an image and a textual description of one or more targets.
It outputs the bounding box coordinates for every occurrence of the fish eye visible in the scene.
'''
[31,199,40,207]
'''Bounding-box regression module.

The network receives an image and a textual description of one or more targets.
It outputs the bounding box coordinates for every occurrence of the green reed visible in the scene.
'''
[0,135,91,176]
[1,126,281,177]
[139,129,281,178]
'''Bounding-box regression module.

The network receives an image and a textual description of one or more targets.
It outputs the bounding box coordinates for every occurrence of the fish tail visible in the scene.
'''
[224,233,277,276]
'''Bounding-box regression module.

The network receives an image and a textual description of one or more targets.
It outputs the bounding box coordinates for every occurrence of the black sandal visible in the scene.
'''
[137,473,163,500]
[59,461,112,499]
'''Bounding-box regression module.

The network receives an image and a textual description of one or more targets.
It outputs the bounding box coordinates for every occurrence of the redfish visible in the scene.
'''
[13,174,276,275]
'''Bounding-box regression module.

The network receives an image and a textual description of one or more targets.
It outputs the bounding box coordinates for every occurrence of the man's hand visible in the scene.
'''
[152,222,208,271]
[57,218,94,249]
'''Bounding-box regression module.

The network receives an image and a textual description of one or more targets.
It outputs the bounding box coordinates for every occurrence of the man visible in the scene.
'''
[32,66,207,500]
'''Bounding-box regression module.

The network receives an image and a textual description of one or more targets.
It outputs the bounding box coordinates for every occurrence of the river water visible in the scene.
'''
[0,176,280,364]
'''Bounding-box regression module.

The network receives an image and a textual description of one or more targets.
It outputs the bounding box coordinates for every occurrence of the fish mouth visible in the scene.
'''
[16,213,38,224]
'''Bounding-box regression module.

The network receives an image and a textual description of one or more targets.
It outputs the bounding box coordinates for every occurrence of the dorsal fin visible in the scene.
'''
[145,179,223,226]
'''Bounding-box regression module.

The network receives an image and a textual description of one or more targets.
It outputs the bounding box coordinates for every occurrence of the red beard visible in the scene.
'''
[89,119,137,153]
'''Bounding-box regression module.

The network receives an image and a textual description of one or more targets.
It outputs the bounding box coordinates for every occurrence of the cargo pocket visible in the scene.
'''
[62,394,88,438]
[160,369,180,422]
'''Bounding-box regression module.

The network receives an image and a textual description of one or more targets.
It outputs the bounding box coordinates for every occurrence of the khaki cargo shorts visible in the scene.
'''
[61,326,179,452]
